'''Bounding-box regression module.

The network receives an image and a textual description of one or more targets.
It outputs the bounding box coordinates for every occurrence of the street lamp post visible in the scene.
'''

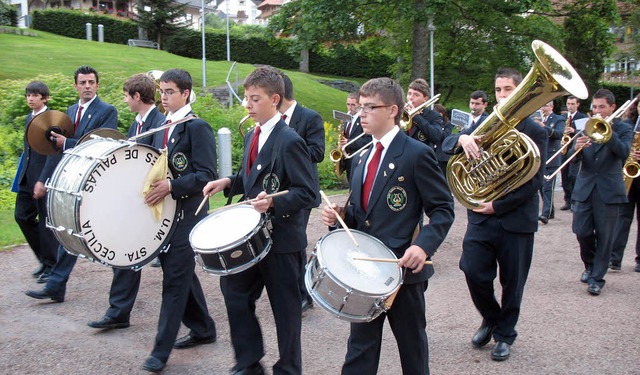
[428,17,436,104]
[631,58,635,100]
[201,0,206,88]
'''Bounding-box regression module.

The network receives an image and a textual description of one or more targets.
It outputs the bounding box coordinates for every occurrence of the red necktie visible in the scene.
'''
[137,120,144,135]
[74,105,84,131]
[281,114,287,121]
[246,125,261,175]
[162,120,172,148]
[344,121,352,137]
[362,142,384,211]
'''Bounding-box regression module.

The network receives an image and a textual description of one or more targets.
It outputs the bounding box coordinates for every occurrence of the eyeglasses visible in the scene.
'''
[159,89,180,96]
[359,104,393,113]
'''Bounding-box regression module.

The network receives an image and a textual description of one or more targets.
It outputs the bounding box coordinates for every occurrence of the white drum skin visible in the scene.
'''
[305,229,403,322]
[46,138,177,269]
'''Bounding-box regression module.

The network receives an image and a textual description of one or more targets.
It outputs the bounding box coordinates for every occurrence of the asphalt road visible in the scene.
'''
[1,192,639,374]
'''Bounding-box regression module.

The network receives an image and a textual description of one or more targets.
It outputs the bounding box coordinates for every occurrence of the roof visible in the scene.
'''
[256,0,282,9]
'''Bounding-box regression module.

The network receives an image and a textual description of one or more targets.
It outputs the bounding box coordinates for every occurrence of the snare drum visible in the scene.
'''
[46,138,177,269]
[190,205,272,275]
[305,229,403,322]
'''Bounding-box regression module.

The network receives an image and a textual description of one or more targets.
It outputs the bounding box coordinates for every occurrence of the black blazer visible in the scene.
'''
[42,96,118,181]
[570,118,632,204]
[227,121,317,253]
[343,116,372,178]
[18,111,51,190]
[126,107,165,146]
[443,117,548,233]
[469,112,489,129]
[434,120,454,163]
[543,112,566,168]
[408,108,444,148]
[288,104,325,207]
[152,115,217,225]
[343,131,455,284]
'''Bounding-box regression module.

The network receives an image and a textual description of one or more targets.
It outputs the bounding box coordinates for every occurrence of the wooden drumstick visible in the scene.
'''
[352,257,433,265]
[206,190,290,214]
[320,190,359,248]
[195,194,209,216]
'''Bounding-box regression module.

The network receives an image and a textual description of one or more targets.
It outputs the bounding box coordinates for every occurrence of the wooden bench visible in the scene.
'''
[127,39,159,49]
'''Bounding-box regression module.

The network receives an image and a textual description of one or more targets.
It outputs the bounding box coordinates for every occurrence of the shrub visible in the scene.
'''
[32,9,137,44]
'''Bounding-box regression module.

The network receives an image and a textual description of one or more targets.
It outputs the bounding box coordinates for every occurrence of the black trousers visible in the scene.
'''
[105,268,142,322]
[460,217,534,345]
[611,179,640,266]
[342,281,430,375]
[221,250,303,375]
[14,190,57,269]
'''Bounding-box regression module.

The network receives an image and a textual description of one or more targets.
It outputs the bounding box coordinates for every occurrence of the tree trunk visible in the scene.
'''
[411,0,429,82]
[300,48,310,73]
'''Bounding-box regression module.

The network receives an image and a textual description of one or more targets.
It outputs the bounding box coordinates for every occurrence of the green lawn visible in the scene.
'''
[0,29,355,122]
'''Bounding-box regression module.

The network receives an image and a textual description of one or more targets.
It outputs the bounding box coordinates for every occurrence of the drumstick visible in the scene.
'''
[319,190,359,248]
[195,194,209,216]
[352,257,433,265]
[206,190,290,214]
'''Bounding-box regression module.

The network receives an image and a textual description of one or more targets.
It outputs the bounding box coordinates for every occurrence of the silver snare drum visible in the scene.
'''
[46,138,177,269]
[305,229,403,322]
[190,205,272,276]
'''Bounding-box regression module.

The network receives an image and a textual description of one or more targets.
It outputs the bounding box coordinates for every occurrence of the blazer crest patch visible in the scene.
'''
[387,186,408,212]
[171,152,188,171]
[262,173,280,193]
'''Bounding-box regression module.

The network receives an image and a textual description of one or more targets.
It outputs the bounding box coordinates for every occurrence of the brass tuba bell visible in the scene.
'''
[446,40,588,209]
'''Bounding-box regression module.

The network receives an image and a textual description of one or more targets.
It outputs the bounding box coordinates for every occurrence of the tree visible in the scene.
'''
[134,0,188,48]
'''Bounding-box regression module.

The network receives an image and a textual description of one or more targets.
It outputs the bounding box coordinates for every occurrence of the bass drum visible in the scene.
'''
[46,138,177,269]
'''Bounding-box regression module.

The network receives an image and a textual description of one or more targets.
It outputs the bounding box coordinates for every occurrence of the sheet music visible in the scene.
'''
[574,118,588,132]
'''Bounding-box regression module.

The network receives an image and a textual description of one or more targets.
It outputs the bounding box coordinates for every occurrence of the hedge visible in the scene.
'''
[32,9,138,44]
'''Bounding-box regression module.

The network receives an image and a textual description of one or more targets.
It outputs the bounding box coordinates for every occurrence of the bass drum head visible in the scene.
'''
[75,140,177,268]
[316,229,402,295]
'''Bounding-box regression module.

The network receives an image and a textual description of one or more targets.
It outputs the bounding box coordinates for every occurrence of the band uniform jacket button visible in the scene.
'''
[364,220,371,228]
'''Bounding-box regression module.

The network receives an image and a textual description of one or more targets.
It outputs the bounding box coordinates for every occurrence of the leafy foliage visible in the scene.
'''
[0,0,17,27]
[32,9,138,43]
[134,0,188,47]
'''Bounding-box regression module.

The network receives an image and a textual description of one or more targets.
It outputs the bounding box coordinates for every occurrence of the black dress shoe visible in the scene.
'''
[232,362,265,375]
[538,215,548,224]
[635,263,640,273]
[471,321,496,348]
[580,269,591,283]
[560,203,571,211]
[31,264,46,278]
[25,287,64,302]
[88,316,130,329]
[587,283,602,296]
[301,297,314,313]
[142,356,165,373]
[491,341,511,361]
[608,262,621,271]
[173,333,216,349]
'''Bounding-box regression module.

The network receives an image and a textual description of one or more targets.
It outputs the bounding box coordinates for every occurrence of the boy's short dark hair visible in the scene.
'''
[495,68,523,86]
[124,74,157,105]
[244,67,285,109]
[593,88,615,105]
[282,73,294,101]
[408,78,430,98]
[74,65,99,84]
[25,81,50,101]
[359,77,404,124]
[160,69,192,105]
[470,90,488,103]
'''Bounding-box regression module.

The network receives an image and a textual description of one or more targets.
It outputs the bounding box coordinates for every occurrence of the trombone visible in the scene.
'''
[544,99,633,181]
[329,132,373,163]
[400,94,441,131]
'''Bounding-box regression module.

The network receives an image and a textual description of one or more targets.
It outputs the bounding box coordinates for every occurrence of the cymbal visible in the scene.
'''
[26,110,73,155]
[77,128,126,145]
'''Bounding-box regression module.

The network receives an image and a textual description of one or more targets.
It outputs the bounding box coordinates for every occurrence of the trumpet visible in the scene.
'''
[400,94,441,131]
[329,133,373,163]
[238,114,251,138]
[544,99,634,181]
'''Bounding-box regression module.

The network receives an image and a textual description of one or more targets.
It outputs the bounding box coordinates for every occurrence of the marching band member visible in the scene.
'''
[404,78,444,149]
[322,77,454,375]
[339,92,371,180]
[87,73,165,331]
[26,65,118,303]
[571,89,632,295]
[538,101,566,224]
[442,68,547,361]
[203,66,316,375]
[142,69,217,373]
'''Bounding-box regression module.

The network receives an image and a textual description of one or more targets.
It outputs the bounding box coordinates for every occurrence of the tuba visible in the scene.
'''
[447,40,588,209]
